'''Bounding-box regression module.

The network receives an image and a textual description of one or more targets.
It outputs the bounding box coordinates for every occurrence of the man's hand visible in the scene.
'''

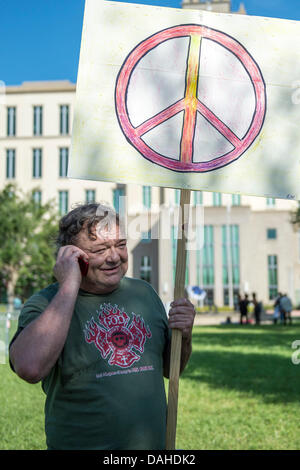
[54,245,89,289]
[168,298,196,339]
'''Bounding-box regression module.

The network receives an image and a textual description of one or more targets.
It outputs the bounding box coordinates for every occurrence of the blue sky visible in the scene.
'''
[2,0,300,85]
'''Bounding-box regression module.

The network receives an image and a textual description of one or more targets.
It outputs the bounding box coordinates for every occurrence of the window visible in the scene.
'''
[203,226,215,287]
[59,148,69,177]
[193,191,203,205]
[196,225,214,305]
[33,106,43,135]
[142,186,151,209]
[268,255,278,300]
[141,231,151,243]
[266,197,276,207]
[175,189,180,205]
[213,192,222,206]
[140,256,151,283]
[33,149,42,178]
[113,187,125,214]
[59,191,69,215]
[267,228,277,239]
[60,105,69,135]
[222,225,240,305]
[32,190,42,206]
[6,149,15,178]
[7,107,16,136]
[232,194,241,206]
[86,190,96,203]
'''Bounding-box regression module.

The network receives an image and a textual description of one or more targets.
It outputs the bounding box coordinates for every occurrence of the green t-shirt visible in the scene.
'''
[10,277,171,450]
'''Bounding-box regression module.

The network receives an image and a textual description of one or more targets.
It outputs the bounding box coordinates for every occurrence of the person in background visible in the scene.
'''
[279,293,293,325]
[252,292,263,325]
[239,293,250,325]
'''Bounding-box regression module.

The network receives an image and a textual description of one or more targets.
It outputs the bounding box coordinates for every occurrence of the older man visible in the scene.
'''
[9,203,195,450]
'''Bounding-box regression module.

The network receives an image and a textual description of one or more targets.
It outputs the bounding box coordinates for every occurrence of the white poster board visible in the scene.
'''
[69,0,300,200]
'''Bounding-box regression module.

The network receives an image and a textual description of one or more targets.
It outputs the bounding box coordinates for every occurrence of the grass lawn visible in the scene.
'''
[1,321,300,450]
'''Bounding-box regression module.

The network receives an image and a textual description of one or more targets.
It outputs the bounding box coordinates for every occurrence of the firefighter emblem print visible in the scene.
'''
[84,303,152,368]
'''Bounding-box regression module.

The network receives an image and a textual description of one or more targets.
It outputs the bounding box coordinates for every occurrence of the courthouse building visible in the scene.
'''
[1,0,300,308]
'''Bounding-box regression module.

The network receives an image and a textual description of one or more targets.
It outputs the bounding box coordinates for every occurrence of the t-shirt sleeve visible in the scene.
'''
[9,293,50,372]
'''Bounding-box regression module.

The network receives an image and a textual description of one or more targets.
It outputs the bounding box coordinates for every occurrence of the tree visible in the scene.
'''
[0,184,59,311]
[291,204,300,226]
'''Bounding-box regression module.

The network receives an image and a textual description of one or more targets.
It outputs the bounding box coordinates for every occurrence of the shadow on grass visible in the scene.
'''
[183,324,300,404]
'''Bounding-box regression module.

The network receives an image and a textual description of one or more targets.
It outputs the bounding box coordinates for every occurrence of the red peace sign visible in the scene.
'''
[115,25,266,172]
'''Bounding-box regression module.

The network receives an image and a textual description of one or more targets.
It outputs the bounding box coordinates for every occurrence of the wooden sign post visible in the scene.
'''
[166,188,191,450]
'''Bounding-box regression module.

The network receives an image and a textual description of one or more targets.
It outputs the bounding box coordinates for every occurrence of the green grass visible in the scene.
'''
[1,322,300,449]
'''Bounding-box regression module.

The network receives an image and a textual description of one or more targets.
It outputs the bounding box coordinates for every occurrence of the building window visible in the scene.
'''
[141,231,151,243]
[60,105,69,135]
[86,190,96,203]
[232,194,241,206]
[222,225,240,305]
[140,255,151,283]
[267,228,277,240]
[203,226,215,287]
[32,190,42,206]
[268,255,278,300]
[33,149,42,178]
[59,191,69,215]
[196,225,214,305]
[113,186,125,214]
[59,148,69,177]
[193,190,203,205]
[266,197,276,207]
[6,149,15,179]
[213,192,222,206]
[33,106,43,135]
[142,186,152,209]
[7,107,16,136]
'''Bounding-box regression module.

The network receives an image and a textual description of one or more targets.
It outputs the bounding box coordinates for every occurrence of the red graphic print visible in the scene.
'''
[84,303,152,368]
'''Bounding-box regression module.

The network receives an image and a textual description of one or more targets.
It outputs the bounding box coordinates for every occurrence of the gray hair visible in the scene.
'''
[55,203,121,253]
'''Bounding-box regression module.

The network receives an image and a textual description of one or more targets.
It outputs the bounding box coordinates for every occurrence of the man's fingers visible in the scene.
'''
[57,245,89,263]
[170,298,193,308]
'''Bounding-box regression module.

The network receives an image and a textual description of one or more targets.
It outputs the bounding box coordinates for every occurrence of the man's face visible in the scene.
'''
[75,223,128,294]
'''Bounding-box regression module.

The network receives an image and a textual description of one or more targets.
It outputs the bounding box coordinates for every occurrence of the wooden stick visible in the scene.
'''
[166,188,191,450]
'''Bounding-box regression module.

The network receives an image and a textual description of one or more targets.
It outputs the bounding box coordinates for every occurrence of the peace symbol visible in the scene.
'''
[115,25,266,172]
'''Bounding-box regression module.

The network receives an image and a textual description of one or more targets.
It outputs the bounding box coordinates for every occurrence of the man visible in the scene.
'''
[279,293,293,325]
[252,292,262,325]
[238,293,249,324]
[9,203,195,450]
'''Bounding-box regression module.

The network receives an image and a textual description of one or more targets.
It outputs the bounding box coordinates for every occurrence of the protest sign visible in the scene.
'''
[70,0,300,200]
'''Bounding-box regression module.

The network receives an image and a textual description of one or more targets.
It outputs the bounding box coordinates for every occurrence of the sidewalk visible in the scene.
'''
[194,310,300,326]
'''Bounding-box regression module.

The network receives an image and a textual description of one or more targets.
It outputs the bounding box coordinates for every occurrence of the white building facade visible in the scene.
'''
[1,1,300,308]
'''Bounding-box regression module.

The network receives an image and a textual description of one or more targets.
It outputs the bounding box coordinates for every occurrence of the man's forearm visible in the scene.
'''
[10,284,79,383]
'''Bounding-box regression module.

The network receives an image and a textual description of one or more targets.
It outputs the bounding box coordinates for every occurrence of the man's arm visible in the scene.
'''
[9,246,88,384]
[163,298,195,378]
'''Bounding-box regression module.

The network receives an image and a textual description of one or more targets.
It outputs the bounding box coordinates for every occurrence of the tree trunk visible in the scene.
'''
[6,268,19,313]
